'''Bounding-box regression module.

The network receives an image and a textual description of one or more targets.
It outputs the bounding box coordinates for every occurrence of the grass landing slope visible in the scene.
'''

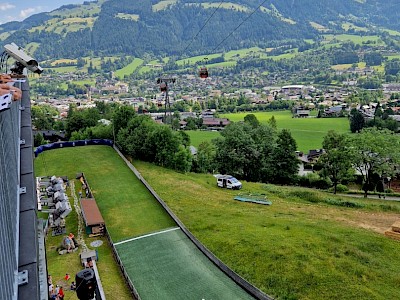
[35,146,400,299]
[35,146,255,299]
[135,160,400,300]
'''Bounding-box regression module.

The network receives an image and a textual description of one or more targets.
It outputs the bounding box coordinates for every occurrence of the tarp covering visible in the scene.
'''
[34,139,113,157]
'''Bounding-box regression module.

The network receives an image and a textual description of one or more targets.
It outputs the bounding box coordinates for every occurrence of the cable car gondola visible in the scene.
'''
[199,67,208,79]
[160,82,167,92]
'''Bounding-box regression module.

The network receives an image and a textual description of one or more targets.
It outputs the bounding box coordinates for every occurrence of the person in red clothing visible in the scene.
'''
[64,273,70,281]
[57,286,64,300]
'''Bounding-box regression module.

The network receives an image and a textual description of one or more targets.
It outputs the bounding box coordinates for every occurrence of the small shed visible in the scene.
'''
[80,198,105,236]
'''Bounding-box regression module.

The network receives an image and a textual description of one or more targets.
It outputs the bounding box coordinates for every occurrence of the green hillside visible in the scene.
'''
[2,0,400,59]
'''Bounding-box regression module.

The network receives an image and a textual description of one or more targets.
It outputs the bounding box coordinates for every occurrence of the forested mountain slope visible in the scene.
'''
[1,0,399,60]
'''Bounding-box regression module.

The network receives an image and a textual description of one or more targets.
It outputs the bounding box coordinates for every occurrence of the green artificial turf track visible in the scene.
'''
[115,228,254,300]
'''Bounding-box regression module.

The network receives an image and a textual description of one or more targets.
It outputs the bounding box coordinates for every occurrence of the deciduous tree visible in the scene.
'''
[349,128,400,197]
[320,131,353,194]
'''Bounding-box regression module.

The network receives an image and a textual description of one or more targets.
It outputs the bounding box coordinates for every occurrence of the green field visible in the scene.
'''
[270,50,298,61]
[218,111,350,152]
[115,229,254,299]
[35,146,174,242]
[35,146,257,299]
[385,54,400,61]
[201,2,249,12]
[341,22,369,32]
[176,53,222,66]
[35,146,175,298]
[152,0,178,12]
[187,130,220,147]
[332,62,367,70]
[382,28,400,36]
[115,58,144,78]
[224,47,264,60]
[49,0,102,18]
[35,146,400,300]
[116,13,140,21]
[207,61,237,68]
[48,66,78,73]
[73,79,96,86]
[135,160,400,300]
[323,34,383,46]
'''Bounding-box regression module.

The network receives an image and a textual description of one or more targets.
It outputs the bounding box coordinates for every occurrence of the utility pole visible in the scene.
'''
[157,77,176,124]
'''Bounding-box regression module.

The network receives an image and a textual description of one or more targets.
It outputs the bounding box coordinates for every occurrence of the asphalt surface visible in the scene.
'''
[338,193,400,202]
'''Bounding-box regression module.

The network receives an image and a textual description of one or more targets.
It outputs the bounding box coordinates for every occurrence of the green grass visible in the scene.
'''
[207,61,237,68]
[51,59,77,66]
[25,42,40,54]
[115,229,253,299]
[48,66,78,73]
[269,50,298,61]
[35,146,400,299]
[115,58,144,78]
[49,1,103,18]
[152,0,178,11]
[0,32,11,41]
[116,13,139,21]
[35,146,175,297]
[382,28,400,36]
[332,62,367,70]
[341,22,369,32]
[36,146,254,299]
[224,47,263,60]
[385,54,400,60]
[39,184,131,299]
[138,59,164,74]
[35,146,175,242]
[134,160,400,300]
[72,79,96,87]
[323,34,383,45]
[176,53,222,66]
[309,21,328,32]
[187,130,220,147]
[200,2,249,12]
[219,111,349,152]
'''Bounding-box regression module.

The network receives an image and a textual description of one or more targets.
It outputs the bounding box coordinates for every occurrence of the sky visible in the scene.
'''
[0,1,87,24]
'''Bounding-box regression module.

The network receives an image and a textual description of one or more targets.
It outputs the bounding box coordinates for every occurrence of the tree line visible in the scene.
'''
[33,102,400,196]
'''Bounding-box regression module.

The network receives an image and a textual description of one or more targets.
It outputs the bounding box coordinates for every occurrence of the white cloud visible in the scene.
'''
[20,8,36,19]
[19,6,44,19]
[0,3,15,11]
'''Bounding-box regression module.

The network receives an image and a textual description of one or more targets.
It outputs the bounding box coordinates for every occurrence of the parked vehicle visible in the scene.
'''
[215,174,242,190]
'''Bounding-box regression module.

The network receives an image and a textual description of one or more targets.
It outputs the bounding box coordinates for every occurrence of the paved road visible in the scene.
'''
[338,193,400,202]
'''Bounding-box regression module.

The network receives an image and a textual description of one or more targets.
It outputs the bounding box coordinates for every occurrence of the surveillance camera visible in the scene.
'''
[3,43,43,75]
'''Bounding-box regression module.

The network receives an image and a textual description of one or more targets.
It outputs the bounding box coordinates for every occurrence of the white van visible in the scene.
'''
[215,175,242,190]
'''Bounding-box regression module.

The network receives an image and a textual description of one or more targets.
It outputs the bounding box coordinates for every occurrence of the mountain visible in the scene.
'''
[1,0,400,60]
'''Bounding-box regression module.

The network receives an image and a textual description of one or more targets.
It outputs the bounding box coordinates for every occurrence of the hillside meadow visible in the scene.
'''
[216,111,350,152]
[35,146,400,300]
[135,160,400,300]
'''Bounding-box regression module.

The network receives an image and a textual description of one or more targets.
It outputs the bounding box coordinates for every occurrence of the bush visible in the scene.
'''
[296,173,331,189]
[325,198,365,208]
[290,190,322,203]
[328,184,349,193]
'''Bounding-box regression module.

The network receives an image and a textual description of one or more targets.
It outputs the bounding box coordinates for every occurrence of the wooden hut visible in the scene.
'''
[80,198,105,236]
